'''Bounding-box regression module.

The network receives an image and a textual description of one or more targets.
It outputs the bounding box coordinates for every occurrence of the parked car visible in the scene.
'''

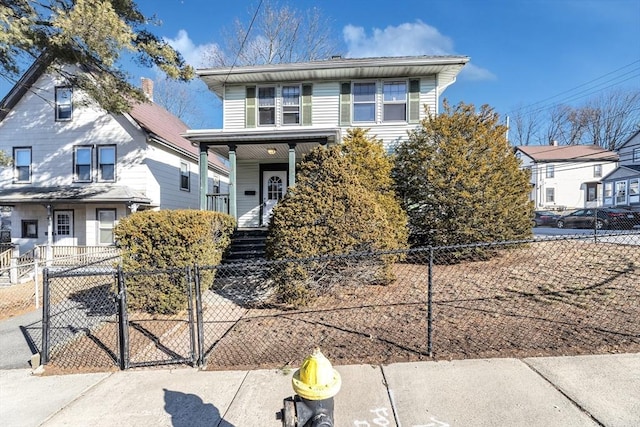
[556,208,640,230]
[532,210,561,227]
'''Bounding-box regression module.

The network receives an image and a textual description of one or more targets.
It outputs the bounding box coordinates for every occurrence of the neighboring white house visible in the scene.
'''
[601,129,640,209]
[515,144,618,211]
[186,55,469,228]
[0,57,229,254]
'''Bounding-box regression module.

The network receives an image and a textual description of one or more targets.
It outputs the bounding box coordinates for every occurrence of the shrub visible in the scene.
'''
[265,144,406,306]
[114,209,236,314]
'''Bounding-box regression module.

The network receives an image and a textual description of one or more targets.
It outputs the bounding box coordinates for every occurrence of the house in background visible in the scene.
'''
[602,130,640,209]
[186,55,469,228]
[515,143,618,211]
[0,58,229,255]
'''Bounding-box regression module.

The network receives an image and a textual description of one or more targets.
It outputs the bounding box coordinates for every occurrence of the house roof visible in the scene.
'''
[515,145,619,162]
[127,102,228,174]
[617,129,640,150]
[0,185,153,206]
[197,55,469,98]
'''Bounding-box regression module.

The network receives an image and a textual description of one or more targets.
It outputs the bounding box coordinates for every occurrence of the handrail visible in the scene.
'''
[0,248,11,271]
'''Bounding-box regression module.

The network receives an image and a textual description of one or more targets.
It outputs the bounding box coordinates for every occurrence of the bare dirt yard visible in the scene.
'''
[30,238,640,374]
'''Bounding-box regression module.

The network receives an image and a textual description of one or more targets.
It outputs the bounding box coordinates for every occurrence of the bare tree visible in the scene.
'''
[509,87,640,149]
[583,88,640,150]
[202,0,340,67]
[153,77,212,128]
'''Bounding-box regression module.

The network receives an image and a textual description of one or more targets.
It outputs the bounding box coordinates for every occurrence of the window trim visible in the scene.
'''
[257,86,276,126]
[593,164,602,178]
[13,146,32,183]
[545,187,555,203]
[97,145,116,182]
[21,220,38,238]
[55,86,73,121]
[634,147,640,163]
[96,209,116,245]
[180,161,190,191]
[281,84,301,126]
[382,80,408,122]
[545,164,555,178]
[352,81,377,123]
[73,145,93,182]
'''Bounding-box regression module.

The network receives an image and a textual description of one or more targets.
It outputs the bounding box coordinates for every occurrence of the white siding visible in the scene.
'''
[223,85,246,130]
[236,161,261,227]
[311,82,340,126]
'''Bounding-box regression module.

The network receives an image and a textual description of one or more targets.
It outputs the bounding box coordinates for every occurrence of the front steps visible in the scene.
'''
[223,229,268,263]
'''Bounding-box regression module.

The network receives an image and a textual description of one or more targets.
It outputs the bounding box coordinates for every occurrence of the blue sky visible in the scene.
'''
[3,0,639,130]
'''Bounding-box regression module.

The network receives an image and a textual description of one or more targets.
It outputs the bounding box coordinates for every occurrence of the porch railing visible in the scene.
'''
[206,193,230,214]
[46,245,121,266]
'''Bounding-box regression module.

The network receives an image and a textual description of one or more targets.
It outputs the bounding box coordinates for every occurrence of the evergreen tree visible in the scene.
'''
[393,101,533,247]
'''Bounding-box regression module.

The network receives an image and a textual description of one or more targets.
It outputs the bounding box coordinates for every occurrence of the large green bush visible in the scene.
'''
[265,141,407,306]
[393,101,533,249]
[114,209,235,314]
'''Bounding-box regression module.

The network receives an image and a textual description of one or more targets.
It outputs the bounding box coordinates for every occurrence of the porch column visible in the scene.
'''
[228,144,237,220]
[288,143,296,187]
[199,142,208,210]
[46,204,52,265]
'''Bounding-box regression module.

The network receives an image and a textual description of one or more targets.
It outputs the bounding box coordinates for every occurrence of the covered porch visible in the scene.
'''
[187,128,340,228]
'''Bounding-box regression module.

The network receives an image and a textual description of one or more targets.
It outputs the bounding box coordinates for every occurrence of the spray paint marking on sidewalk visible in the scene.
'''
[353,407,450,426]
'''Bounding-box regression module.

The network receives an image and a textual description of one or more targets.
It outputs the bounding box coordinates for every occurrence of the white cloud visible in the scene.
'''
[343,20,494,81]
[163,30,220,69]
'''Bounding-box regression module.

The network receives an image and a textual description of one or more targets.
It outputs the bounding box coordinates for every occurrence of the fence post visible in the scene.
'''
[193,264,205,367]
[186,266,197,367]
[41,268,50,365]
[427,246,434,357]
[116,266,130,370]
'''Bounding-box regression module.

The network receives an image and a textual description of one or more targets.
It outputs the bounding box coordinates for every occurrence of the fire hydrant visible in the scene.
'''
[281,348,341,427]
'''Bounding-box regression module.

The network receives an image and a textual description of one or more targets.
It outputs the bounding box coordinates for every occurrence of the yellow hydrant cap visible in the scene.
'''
[292,348,341,401]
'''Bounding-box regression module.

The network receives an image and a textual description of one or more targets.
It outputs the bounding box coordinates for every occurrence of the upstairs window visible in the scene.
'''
[180,162,190,191]
[383,81,407,121]
[282,85,300,125]
[634,147,640,163]
[13,147,31,183]
[258,87,276,125]
[593,164,602,178]
[98,146,116,181]
[74,146,93,182]
[55,87,73,121]
[546,164,555,178]
[353,82,376,122]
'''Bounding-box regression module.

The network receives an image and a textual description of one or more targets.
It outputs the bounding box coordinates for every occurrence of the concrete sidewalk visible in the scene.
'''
[1,353,638,427]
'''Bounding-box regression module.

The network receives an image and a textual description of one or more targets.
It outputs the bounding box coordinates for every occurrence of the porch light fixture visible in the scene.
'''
[267,147,277,155]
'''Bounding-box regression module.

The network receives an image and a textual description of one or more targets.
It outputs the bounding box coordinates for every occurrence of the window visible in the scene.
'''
[634,148,640,163]
[13,147,31,183]
[74,146,93,182]
[630,178,639,198]
[55,87,73,121]
[615,181,627,205]
[282,85,300,125]
[21,220,38,238]
[353,82,376,122]
[545,187,555,203]
[97,209,116,245]
[546,164,555,178]
[258,87,275,125]
[180,162,190,191]
[604,182,613,198]
[587,183,598,202]
[593,164,602,178]
[383,81,407,121]
[98,146,116,181]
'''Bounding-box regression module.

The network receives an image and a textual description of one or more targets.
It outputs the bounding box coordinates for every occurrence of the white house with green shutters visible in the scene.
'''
[186,55,469,228]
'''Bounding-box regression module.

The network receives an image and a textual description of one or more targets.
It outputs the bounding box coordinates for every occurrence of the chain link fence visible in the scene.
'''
[41,232,640,372]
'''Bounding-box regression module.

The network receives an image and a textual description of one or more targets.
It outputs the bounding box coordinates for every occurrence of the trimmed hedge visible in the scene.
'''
[114,209,235,314]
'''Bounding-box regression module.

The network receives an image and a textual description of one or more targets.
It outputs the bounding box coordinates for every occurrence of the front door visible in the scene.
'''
[54,210,74,245]
[262,170,287,225]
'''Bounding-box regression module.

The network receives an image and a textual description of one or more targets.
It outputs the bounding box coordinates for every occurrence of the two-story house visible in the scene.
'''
[515,143,618,211]
[601,130,640,209]
[186,55,469,228]
[0,57,229,254]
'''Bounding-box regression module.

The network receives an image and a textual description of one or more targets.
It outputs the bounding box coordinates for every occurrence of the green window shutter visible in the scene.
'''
[246,86,256,128]
[408,79,420,123]
[302,84,312,126]
[339,82,351,126]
